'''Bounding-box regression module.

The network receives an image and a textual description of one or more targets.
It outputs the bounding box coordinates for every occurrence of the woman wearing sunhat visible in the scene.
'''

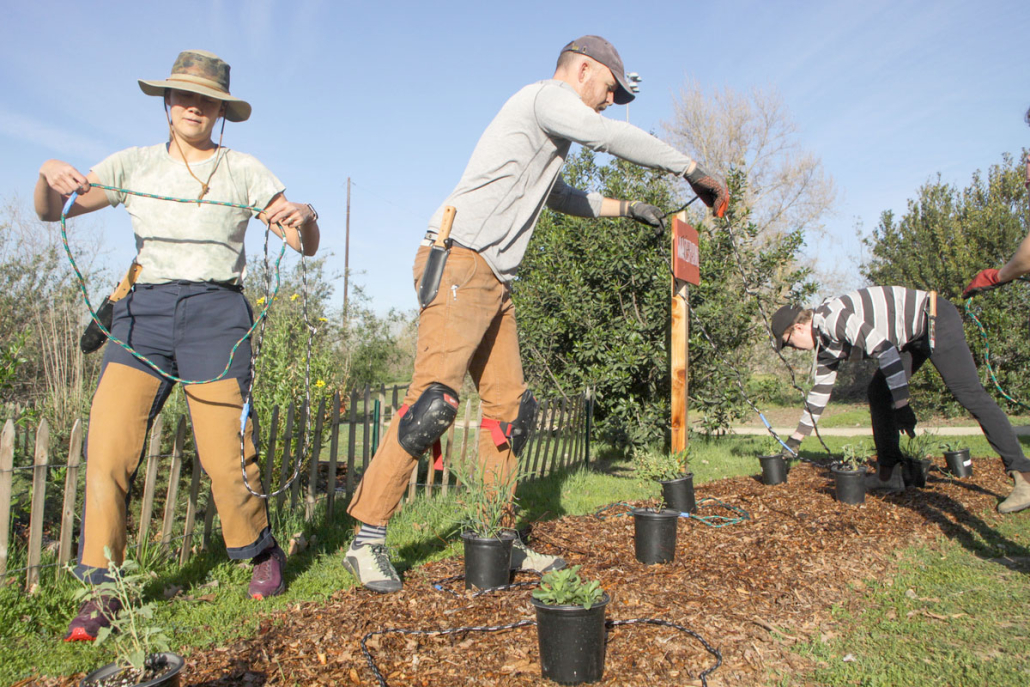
[34,49,320,641]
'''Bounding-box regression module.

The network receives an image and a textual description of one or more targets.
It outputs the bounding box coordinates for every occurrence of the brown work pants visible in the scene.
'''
[347,245,528,526]
[76,283,272,582]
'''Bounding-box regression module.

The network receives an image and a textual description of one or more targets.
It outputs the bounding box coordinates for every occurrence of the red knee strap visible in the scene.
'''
[481,417,513,448]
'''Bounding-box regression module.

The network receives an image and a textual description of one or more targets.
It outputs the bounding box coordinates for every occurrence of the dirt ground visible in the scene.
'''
[47,460,1016,687]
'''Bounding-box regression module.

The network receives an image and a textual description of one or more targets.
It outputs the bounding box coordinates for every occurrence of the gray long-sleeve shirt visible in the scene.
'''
[427,79,697,283]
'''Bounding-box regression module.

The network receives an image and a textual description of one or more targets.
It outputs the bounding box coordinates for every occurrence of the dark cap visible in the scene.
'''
[560,35,635,105]
[771,305,803,350]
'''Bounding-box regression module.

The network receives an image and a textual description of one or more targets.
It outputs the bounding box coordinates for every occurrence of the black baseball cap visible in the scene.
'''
[771,305,803,350]
[560,35,635,105]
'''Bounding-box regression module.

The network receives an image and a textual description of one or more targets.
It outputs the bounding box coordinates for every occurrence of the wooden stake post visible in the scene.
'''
[671,214,700,453]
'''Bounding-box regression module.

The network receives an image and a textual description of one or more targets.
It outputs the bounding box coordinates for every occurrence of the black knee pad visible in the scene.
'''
[504,390,539,457]
[397,382,459,457]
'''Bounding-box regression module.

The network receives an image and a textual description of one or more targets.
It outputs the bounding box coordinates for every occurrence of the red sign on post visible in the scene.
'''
[672,218,700,286]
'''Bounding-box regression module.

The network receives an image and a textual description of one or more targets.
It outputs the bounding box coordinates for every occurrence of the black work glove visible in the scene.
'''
[894,404,917,437]
[685,165,729,218]
[781,437,801,458]
[626,201,664,228]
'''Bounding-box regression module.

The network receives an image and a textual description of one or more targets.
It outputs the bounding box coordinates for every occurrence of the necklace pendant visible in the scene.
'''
[197,184,210,203]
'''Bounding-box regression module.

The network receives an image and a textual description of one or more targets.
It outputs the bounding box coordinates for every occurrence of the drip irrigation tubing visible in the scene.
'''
[681,497,750,527]
[593,499,749,527]
[60,183,312,499]
[360,616,722,687]
[60,185,285,386]
[431,573,540,598]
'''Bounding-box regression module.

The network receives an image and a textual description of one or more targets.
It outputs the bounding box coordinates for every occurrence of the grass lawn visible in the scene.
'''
[2,432,1028,685]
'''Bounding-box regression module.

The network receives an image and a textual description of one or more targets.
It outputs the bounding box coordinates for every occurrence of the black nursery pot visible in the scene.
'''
[80,652,184,687]
[759,454,788,485]
[902,458,932,488]
[831,466,865,505]
[659,473,696,513]
[632,508,679,564]
[944,449,973,478]
[532,594,611,685]
[461,531,515,590]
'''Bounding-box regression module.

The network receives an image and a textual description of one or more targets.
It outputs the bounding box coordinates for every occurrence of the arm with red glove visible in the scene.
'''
[963,153,1030,298]
[685,164,729,218]
[964,232,1030,298]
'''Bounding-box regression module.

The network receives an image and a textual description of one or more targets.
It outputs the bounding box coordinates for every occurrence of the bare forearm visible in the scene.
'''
[997,232,1030,282]
[599,198,629,217]
[34,173,65,221]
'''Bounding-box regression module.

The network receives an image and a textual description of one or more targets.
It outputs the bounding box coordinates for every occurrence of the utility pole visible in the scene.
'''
[343,177,351,333]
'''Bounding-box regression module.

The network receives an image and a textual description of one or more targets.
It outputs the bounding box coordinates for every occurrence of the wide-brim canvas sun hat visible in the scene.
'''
[139,49,251,122]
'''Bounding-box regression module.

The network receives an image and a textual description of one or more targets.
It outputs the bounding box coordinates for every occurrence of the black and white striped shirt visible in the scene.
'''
[795,286,930,436]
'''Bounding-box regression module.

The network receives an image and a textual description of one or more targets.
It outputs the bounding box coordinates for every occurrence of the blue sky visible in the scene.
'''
[2,0,1028,314]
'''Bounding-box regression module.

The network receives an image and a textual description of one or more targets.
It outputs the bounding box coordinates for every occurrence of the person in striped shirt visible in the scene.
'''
[771,286,1030,513]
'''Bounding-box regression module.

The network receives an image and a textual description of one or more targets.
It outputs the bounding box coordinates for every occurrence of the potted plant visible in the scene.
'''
[632,447,695,513]
[531,565,609,684]
[940,440,973,478]
[631,500,680,564]
[831,442,867,505]
[452,458,522,590]
[757,436,788,485]
[900,432,935,488]
[75,548,184,687]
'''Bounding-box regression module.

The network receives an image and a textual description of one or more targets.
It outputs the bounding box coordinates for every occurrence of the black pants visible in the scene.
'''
[868,298,1030,474]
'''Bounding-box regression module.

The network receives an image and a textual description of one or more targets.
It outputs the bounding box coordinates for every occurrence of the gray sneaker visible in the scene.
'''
[342,542,402,593]
[865,466,904,493]
[999,471,1030,514]
[511,540,566,573]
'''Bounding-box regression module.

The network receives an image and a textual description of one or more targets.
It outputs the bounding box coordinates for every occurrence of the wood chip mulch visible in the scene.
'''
[54,460,1015,687]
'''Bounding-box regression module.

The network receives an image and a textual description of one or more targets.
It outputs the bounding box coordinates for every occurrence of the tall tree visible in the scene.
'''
[662,81,836,242]
[862,152,1030,414]
[514,151,815,448]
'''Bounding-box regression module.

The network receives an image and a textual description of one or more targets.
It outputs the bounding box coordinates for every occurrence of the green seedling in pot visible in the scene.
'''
[632,447,689,483]
[451,458,526,539]
[837,441,871,471]
[902,431,937,462]
[532,565,604,609]
[71,547,173,674]
[940,441,966,453]
[760,435,783,456]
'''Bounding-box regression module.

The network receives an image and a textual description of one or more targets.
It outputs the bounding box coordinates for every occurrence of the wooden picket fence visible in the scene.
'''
[0,385,594,592]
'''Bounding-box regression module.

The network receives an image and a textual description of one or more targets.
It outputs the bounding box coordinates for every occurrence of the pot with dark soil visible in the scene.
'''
[900,434,935,488]
[831,464,865,504]
[452,459,522,589]
[531,566,609,685]
[633,449,695,512]
[941,442,973,478]
[461,530,515,590]
[632,507,679,564]
[80,652,184,687]
[831,443,867,505]
[758,454,788,485]
[659,473,696,514]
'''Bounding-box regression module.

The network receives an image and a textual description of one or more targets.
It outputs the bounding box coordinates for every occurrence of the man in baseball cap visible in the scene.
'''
[342,35,730,594]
